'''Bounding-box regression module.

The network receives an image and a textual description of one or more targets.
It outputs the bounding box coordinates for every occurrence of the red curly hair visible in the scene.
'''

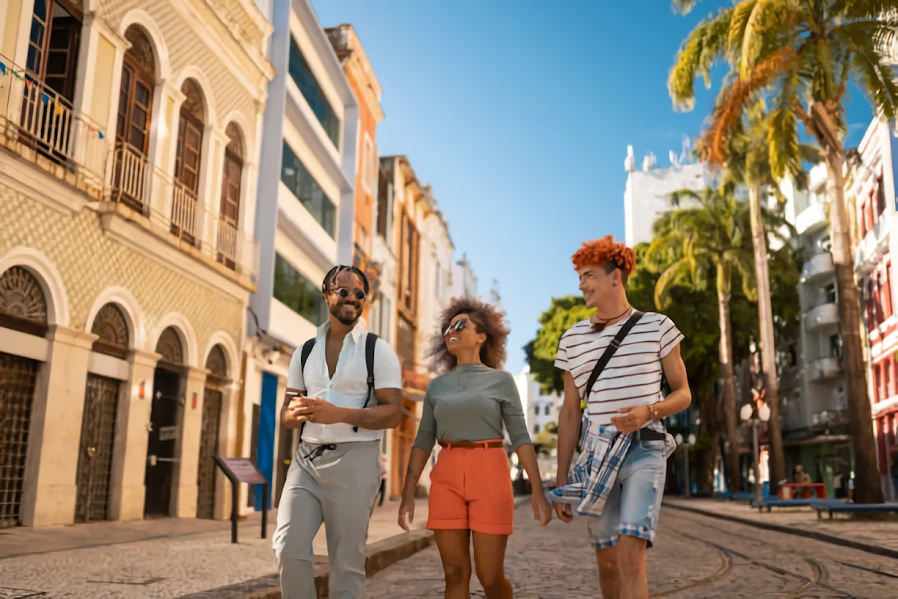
[571,235,636,281]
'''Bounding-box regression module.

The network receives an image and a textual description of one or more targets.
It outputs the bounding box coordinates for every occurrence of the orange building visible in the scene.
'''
[327,25,384,313]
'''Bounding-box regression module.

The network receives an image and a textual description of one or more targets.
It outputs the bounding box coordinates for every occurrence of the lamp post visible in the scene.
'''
[740,402,771,504]
[675,433,697,497]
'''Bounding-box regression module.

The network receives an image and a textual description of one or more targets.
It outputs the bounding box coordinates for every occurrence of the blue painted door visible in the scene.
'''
[255,372,277,510]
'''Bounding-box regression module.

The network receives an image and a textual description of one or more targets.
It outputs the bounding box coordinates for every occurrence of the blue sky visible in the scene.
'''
[311,0,875,374]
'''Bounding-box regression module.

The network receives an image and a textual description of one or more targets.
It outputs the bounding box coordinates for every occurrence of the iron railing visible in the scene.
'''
[108,142,260,283]
[0,53,107,189]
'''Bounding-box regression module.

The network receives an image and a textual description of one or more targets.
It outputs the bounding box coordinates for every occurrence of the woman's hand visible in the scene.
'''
[532,490,553,526]
[397,494,415,531]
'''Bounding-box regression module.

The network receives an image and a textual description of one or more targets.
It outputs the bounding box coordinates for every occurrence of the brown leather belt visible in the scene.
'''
[438,440,504,449]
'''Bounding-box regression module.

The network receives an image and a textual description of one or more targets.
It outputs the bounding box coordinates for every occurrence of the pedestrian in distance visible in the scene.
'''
[273,265,403,599]
[548,236,691,599]
[398,297,553,599]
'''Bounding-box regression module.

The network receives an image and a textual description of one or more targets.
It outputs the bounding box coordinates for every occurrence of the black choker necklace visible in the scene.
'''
[593,306,632,323]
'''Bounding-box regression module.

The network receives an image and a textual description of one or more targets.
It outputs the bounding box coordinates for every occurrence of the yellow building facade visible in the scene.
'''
[0,0,272,527]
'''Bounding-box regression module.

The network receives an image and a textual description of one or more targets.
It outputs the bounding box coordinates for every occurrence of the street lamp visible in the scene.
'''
[675,433,698,497]
[741,402,771,504]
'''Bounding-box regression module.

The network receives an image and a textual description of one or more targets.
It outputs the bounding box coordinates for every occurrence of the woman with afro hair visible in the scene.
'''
[398,297,552,598]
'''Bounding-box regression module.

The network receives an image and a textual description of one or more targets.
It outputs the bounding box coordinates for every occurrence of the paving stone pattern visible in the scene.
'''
[366,505,898,598]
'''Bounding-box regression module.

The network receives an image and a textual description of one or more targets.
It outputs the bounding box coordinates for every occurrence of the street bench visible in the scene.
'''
[809,499,898,520]
[753,497,813,512]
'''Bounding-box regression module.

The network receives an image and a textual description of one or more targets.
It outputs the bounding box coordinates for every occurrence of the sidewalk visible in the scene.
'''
[664,497,898,557]
[0,498,429,598]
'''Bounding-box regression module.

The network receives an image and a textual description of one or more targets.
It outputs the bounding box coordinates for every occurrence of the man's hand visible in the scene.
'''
[294,397,346,425]
[610,405,651,434]
[282,397,306,429]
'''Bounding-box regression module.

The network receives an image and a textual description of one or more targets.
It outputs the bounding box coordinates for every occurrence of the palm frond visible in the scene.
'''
[768,68,802,179]
[672,0,702,15]
[669,8,734,110]
[740,0,783,78]
[836,22,898,120]
[728,0,758,57]
[702,47,798,164]
[655,259,696,310]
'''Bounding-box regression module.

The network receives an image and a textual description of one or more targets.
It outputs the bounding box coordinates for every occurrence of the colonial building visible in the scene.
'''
[776,164,852,493]
[325,24,384,319]
[244,0,359,514]
[848,119,898,500]
[372,155,435,498]
[0,0,273,527]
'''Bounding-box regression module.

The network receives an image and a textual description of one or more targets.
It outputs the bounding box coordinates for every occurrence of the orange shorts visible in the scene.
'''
[426,440,515,535]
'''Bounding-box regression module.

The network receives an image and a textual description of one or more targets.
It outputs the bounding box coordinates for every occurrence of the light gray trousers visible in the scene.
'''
[273,440,380,599]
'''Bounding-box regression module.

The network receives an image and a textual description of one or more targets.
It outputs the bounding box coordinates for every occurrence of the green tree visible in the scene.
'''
[669,0,894,503]
[525,296,592,395]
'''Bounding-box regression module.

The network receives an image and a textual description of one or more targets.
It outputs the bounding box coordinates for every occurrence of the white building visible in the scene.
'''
[515,367,560,437]
[623,145,712,247]
[243,0,360,515]
[416,185,455,369]
[450,253,479,300]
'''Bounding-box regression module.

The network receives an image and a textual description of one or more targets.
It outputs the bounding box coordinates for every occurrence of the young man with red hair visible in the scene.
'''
[549,236,691,599]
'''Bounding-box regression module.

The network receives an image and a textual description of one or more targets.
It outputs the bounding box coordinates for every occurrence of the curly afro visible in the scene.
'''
[429,297,508,373]
[571,235,636,282]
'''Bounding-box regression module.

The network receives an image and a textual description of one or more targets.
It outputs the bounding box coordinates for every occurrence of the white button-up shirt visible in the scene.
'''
[287,322,402,444]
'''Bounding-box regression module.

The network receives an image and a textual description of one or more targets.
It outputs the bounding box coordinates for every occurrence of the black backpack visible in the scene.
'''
[298,333,378,437]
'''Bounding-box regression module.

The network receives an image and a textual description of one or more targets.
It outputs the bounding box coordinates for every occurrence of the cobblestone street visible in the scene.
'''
[366,505,898,598]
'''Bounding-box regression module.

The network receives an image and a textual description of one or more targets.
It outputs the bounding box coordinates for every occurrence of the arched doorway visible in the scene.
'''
[0,266,49,527]
[145,326,185,517]
[75,303,129,522]
[196,345,227,519]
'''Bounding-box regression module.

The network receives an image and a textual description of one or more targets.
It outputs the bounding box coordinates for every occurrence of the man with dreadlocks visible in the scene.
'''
[273,265,402,599]
[548,236,691,599]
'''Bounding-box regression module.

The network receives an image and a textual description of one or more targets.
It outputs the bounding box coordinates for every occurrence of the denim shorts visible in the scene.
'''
[586,438,667,549]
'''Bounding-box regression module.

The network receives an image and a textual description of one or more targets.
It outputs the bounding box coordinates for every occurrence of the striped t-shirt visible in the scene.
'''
[554,311,684,426]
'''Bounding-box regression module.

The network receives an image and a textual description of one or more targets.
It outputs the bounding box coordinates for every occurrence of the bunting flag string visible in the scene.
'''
[0,62,6,76]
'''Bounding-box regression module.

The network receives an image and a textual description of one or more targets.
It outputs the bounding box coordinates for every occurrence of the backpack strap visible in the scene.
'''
[297,339,316,441]
[353,333,378,433]
[300,339,316,372]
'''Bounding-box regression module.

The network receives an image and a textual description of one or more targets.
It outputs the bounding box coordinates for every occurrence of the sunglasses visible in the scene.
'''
[444,318,468,337]
[332,287,366,301]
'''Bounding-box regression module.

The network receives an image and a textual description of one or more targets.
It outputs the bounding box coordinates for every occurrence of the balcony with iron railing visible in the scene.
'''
[801,252,834,284]
[854,214,890,275]
[0,54,107,197]
[106,142,260,285]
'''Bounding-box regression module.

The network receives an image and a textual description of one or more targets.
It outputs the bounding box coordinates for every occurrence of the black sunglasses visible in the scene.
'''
[333,287,366,301]
[444,318,468,337]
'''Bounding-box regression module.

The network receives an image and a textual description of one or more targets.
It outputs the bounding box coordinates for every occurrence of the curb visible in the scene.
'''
[664,501,898,560]
[183,496,534,598]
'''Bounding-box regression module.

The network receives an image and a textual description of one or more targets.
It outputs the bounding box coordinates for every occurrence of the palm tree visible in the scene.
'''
[716,103,818,494]
[648,187,758,492]
[668,0,894,504]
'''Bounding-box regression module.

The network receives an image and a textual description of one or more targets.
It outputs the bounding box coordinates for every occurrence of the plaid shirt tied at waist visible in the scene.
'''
[546,419,631,519]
